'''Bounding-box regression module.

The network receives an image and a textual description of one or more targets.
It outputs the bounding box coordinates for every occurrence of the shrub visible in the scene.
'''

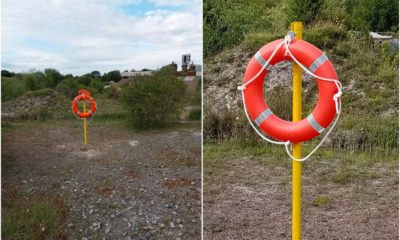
[203,0,279,57]
[44,68,63,87]
[285,0,324,24]
[303,22,348,49]
[102,70,121,82]
[1,70,15,77]
[55,78,83,98]
[343,0,399,32]
[24,88,54,97]
[25,72,46,91]
[188,107,201,121]
[105,83,121,98]
[90,79,105,93]
[121,74,187,129]
[1,77,27,101]
[77,75,92,86]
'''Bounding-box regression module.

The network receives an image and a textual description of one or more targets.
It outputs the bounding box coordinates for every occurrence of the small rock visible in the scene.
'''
[176,219,183,224]
[105,223,111,234]
[170,222,175,228]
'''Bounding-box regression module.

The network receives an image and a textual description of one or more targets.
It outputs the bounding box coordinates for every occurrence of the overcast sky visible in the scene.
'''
[1,0,202,75]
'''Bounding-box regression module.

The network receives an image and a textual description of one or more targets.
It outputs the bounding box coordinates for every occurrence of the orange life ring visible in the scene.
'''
[243,38,339,143]
[71,90,97,118]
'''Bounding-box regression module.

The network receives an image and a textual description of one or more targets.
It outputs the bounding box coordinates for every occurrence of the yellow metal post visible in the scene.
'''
[291,21,303,240]
[83,100,87,145]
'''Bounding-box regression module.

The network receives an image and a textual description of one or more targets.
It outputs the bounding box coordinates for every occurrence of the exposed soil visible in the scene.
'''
[203,152,398,240]
[2,120,201,239]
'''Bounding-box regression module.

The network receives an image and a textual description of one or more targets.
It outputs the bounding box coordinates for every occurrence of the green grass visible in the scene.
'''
[2,192,68,239]
[23,88,54,97]
[204,141,397,185]
[312,195,331,207]
[1,122,16,131]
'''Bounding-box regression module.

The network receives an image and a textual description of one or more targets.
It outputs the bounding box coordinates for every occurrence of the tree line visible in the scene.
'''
[1,69,122,101]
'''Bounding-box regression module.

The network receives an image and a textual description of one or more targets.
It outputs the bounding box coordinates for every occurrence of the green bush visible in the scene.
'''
[303,22,348,49]
[24,88,54,97]
[90,79,105,93]
[106,83,121,98]
[121,73,187,129]
[204,106,260,145]
[285,0,324,24]
[188,107,201,121]
[204,0,281,57]
[44,68,63,87]
[25,72,47,91]
[55,78,83,98]
[102,70,121,82]
[1,77,27,101]
[343,0,399,32]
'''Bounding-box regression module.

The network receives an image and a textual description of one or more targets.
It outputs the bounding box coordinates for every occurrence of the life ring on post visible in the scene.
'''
[71,89,97,119]
[243,38,339,143]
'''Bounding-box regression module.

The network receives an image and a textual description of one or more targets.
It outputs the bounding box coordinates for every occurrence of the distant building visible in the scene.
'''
[121,69,154,78]
[119,54,201,92]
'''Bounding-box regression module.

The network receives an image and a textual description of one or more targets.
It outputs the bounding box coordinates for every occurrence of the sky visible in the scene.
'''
[1,0,202,75]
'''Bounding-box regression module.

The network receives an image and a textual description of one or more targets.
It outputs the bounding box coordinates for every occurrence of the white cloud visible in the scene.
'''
[1,0,202,75]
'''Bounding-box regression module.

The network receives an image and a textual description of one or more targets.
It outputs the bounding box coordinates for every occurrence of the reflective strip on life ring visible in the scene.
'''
[243,39,339,143]
[71,91,97,118]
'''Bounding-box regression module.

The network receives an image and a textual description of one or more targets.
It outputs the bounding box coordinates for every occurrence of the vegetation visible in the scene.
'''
[121,67,187,129]
[204,0,399,57]
[1,69,121,101]
[2,191,68,239]
[204,0,399,156]
[188,107,202,121]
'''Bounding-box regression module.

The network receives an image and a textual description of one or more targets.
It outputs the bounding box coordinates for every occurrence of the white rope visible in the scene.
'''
[241,92,287,145]
[238,32,343,162]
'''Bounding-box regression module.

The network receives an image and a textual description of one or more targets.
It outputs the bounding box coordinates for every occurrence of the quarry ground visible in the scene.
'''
[203,143,398,240]
[2,120,201,239]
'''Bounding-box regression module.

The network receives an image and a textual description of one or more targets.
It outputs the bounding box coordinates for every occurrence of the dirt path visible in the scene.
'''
[2,121,201,239]
[204,145,398,240]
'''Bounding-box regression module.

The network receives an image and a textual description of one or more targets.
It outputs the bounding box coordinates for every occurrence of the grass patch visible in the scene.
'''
[2,191,68,239]
[204,141,397,185]
[24,88,54,97]
[1,122,16,131]
[312,195,331,207]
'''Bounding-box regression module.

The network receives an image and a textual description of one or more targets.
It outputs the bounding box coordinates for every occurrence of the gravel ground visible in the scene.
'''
[2,121,201,239]
[204,149,398,240]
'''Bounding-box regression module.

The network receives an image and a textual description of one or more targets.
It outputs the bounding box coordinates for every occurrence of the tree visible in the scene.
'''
[1,70,15,77]
[102,70,121,82]
[44,68,64,87]
[90,70,101,78]
[77,75,92,86]
[121,71,187,129]
[56,78,83,98]
[25,72,46,91]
